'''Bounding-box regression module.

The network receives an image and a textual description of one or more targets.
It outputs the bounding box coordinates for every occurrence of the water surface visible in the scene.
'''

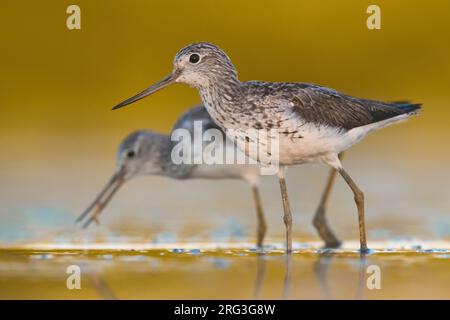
[1,242,449,299]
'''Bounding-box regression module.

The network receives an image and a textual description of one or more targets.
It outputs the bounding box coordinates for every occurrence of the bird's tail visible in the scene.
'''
[346,102,422,146]
[391,102,422,116]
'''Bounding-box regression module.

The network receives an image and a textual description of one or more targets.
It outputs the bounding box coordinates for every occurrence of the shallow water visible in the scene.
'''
[1,242,449,299]
[1,137,450,299]
[1,109,449,300]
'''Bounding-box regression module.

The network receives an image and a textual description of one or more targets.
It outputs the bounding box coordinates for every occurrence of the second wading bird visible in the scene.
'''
[112,43,421,253]
[78,105,344,249]
[77,106,267,248]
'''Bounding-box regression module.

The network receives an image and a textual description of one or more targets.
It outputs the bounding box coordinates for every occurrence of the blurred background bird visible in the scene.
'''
[77,106,268,248]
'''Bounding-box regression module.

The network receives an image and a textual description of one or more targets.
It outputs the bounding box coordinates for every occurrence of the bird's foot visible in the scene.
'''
[359,246,371,255]
[322,240,343,249]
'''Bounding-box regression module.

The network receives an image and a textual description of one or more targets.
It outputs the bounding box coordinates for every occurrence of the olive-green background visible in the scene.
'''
[2,0,449,135]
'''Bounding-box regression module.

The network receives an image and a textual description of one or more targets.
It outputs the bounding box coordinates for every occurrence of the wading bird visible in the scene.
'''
[77,106,268,247]
[78,105,344,249]
[112,43,421,252]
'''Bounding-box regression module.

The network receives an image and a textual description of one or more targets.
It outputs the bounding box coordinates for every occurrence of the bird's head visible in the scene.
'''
[172,42,238,88]
[76,130,166,228]
[112,42,238,110]
[116,130,166,180]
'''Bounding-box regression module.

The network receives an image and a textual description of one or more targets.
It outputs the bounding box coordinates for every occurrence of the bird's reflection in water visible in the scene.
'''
[313,252,334,300]
[82,262,117,300]
[89,272,117,300]
[253,252,292,300]
[253,253,266,300]
[283,254,293,300]
[313,251,368,300]
[253,251,368,300]
[355,253,367,300]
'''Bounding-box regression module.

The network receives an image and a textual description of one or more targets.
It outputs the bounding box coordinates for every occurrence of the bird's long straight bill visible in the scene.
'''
[76,170,125,228]
[112,73,178,110]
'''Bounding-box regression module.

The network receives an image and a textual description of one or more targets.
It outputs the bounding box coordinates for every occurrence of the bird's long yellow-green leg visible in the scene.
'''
[278,166,293,253]
[252,185,267,249]
[338,168,368,252]
[313,152,345,248]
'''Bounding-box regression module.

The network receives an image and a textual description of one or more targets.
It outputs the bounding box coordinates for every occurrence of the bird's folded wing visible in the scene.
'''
[285,85,408,131]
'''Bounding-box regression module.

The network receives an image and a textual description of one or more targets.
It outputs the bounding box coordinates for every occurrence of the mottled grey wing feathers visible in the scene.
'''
[244,82,420,131]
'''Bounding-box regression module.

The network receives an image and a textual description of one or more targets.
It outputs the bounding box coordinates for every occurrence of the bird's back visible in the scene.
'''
[227,81,422,164]
[172,105,221,132]
[242,81,421,131]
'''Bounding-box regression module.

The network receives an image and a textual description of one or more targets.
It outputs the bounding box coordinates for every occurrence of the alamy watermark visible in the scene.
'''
[66,265,81,290]
[170,121,280,175]
[367,5,381,30]
[366,264,381,290]
[66,5,81,30]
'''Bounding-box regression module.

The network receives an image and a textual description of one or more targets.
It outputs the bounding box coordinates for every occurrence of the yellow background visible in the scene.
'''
[1,0,449,137]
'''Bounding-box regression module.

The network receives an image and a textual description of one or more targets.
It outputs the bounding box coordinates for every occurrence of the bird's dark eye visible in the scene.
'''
[189,53,200,64]
[127,150,136,158]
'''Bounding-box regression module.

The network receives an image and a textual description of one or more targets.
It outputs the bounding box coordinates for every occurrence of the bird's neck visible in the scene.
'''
[198,76,245,128]
[158,135,195,179]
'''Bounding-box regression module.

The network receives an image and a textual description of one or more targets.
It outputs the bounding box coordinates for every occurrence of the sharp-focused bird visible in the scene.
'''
[112,43,421,252]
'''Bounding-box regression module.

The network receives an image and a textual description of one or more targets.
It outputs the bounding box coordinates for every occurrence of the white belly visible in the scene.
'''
[228,123,349,166]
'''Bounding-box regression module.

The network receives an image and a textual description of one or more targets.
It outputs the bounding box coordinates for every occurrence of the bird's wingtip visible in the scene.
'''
[393,102,422,114]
